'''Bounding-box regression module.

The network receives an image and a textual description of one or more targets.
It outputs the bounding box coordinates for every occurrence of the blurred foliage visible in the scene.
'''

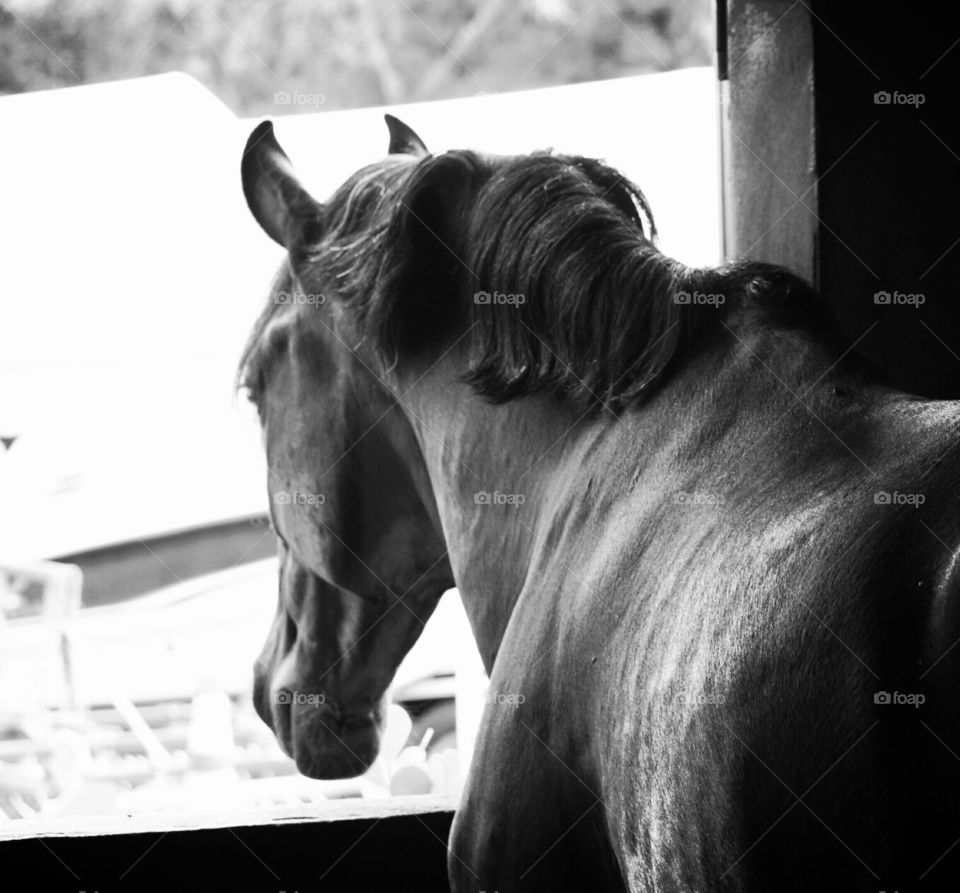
[0,0,712,113]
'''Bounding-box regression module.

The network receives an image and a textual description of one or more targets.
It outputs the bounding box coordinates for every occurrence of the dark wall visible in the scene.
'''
[724,0,960,396]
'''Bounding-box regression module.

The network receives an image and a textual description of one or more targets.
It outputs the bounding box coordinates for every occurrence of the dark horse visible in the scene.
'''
[239,115,960,891]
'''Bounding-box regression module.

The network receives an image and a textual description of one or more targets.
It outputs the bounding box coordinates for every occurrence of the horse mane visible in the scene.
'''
[452,151,711,410]
[241,149,829,412]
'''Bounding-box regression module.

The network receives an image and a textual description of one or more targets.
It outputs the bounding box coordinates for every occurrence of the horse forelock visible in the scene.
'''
[318,157,414,250]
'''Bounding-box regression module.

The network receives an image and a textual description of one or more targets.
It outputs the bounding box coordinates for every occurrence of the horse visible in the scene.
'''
[238,113,960,891]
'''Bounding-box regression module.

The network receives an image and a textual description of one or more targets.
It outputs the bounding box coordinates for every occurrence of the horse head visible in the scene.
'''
[239,116,453,779]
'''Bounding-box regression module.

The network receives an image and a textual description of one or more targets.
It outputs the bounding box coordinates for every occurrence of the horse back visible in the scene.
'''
[562,393,960,890]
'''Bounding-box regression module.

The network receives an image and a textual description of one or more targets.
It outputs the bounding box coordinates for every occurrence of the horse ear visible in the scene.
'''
[384,114,429,158]
[242,121,324,249]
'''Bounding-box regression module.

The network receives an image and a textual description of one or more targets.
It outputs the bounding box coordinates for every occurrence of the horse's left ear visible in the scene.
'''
[242,120,324,249]
[385,114,429,158]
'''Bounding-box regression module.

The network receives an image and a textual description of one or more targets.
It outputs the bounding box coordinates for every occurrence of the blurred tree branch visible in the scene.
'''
[412,0,511,100]
[356,0,404,104]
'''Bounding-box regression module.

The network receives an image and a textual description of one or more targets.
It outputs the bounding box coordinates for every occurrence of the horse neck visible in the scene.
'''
[396,306,880,672]
[398,369,593,673]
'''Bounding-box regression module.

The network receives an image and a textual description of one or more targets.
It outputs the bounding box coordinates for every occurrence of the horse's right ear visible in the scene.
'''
[242,121,324,249]
[385,114,428,158]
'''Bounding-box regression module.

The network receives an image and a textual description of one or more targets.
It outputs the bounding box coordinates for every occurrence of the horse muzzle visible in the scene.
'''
[254,673,384,778]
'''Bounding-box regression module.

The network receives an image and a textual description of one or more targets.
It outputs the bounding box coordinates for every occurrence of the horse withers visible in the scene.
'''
[239,114,960,890]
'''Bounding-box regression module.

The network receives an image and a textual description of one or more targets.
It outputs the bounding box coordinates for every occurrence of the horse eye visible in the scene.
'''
[250,369,266,401]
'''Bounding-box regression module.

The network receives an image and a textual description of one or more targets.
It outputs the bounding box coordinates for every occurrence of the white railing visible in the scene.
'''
[0,558,83,708]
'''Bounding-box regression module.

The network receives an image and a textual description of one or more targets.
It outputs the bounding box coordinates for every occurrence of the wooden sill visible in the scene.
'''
[0,792,459,841]
[0,794,458,891]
